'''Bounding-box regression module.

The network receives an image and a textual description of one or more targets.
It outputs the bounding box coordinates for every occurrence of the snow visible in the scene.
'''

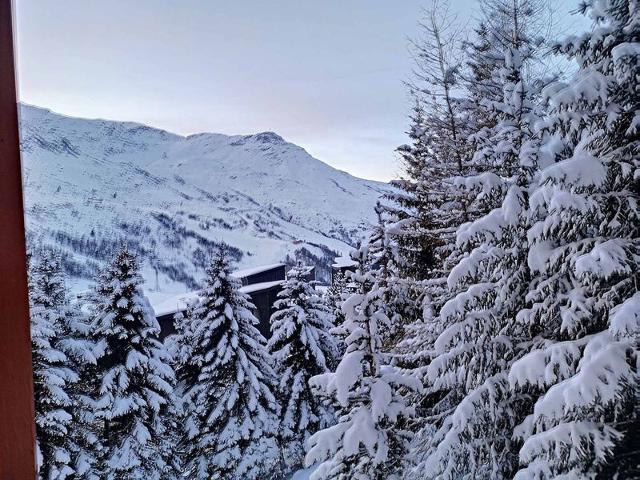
[530,336,631,423]
[25,3,640,477]
[612,42,640,61]
[151,291,201,317]
[540,144,607,188]
[332,256,357,268]
[151,280,283,316]
[239,280,284,294]
[548,70,608,109]
[574,239,632,279]
[231,263,285,279]
[509,337,587,389]
[19,104,392,297]
[292,465,318,480]
[527,240,554,273]
[314,351,364,407]
[610,293,640,338]
[516,421,620,478]
[370,378,392,421]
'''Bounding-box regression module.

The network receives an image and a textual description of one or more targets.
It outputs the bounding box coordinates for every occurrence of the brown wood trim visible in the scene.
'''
[0,0,37,477]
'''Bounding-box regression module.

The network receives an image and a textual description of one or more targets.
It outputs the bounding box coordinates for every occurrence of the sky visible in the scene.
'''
[14,1,587,182]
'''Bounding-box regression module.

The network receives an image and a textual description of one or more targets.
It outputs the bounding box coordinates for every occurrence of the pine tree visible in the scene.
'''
[86,248,175,479]
[305,246,419,480]
[30,252,77,480]
[387,0,495,384]
[367,202,418,352]
[380,6,480,447]
[324,269,354,366]
[267,264,338,471]
[508,1,640,477]
[57,310,104,480]
[178,248,281,479]
[460,19,507,144]
[384,0,472,283]
[29,250,100,480]
[411,1,549,477]
[30,250,66,308]
[169,301,200,390]
[325,270,347,329]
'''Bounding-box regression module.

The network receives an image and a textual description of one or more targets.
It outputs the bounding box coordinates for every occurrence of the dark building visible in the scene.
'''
[233,263,286,286]
[154,263,286,340]
[240,280,283,338]
[156,317,175,339]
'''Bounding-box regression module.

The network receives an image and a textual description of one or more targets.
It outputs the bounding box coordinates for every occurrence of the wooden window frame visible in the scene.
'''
[0,0,37,477]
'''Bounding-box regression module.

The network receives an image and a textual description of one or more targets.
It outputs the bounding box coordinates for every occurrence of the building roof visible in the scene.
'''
[332,256,357,269]
[240,280,283,294]
[153,291,201,317]
[152,279,285,317]
[231,263,285,279]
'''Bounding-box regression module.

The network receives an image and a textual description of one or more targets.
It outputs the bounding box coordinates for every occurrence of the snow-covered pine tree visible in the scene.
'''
[160,305,200,476]
[86,248,175,479]
[30,250,66,308]
[390,2,512,465]
[384,2,479,435]
[387,0,513,385]
[29,249,101,480]
[323,271,349,348]
[460,19,506,146]
[384,0,472,283]
[168,299,200,391]
[54,304,104,480]
[508,1,640,477]
[367,202,418,352]
[305,246,419,480]
[324,269,347,328]
[267,264,338,471]
[178,247,281,479]
[30,250,79,480]
[412,1,549,477]
[323,269,354,367]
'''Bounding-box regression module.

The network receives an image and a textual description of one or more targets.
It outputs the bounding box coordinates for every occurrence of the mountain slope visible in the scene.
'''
[19,105,390,301]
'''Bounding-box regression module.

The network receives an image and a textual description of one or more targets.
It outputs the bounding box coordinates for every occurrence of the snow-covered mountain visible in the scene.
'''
[19,104,390,301]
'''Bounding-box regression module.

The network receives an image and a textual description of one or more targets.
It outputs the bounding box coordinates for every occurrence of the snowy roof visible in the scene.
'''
[239,280,284,294]
[332,256,357,268]
[151,280,284,317]
[153,291,201,317]
[231,263,285,279]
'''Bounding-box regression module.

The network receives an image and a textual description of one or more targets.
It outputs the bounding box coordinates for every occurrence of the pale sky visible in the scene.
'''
[14,1,587,181]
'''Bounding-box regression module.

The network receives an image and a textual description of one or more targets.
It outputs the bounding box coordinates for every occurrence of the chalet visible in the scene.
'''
[153,263,286,340]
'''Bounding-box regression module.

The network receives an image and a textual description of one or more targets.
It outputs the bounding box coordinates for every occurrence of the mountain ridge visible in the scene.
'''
[19,104,391,301]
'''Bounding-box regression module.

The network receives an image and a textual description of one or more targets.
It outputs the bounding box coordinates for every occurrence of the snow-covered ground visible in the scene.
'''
[19,104,392,299]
